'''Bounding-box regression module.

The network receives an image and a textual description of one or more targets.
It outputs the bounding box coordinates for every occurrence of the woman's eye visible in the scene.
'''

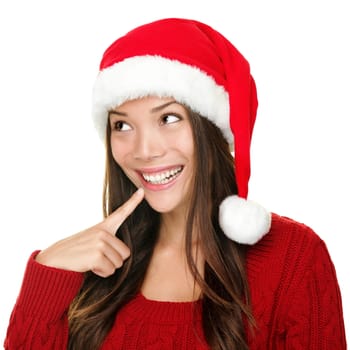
[113,121,132,131]
[161,114,181,125]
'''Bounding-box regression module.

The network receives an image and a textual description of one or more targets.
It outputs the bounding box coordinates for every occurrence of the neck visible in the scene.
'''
[158,210,188,248]
[142,209,204,302]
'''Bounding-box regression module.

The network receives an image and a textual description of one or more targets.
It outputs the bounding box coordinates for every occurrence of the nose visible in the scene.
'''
[133,128,166,161]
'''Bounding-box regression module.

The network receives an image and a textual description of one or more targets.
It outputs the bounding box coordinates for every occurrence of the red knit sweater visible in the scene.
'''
[4,214,347,349]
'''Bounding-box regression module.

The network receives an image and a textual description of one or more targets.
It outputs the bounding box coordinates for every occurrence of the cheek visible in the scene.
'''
[110,139,127,167]
[110,140,138,183]
[181,129,195,159]
[110,141,119,162]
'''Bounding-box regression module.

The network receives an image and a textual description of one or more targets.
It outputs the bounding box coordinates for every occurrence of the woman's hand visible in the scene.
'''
[35,188,144,278]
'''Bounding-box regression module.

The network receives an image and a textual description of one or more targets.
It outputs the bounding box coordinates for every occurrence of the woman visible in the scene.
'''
[4,18,346,349]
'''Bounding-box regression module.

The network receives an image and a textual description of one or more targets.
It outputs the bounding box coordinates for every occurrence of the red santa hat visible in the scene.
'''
[92,18,271,244]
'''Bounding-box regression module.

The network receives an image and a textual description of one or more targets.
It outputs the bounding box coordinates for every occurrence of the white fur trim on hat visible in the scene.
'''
[219,195,271,244]
[92,55,232,142]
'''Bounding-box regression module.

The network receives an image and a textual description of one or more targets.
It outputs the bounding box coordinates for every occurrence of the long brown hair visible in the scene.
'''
[68,107,254,349]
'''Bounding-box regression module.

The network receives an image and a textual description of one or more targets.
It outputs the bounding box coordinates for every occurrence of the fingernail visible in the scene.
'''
[136,187,144,196]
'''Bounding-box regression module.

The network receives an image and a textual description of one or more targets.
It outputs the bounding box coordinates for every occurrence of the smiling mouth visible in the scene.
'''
[141,166,183,185]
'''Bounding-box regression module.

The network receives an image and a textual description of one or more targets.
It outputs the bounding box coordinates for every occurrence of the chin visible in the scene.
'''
[145,200,175,214]
[143,194,186,214]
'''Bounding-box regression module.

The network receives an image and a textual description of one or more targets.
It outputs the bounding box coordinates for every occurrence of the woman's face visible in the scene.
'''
[109,96,195,215]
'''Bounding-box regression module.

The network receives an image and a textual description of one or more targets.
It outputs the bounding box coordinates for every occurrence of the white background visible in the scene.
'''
[0,0,348,344]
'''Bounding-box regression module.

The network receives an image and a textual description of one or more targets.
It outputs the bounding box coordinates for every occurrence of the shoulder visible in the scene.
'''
[245,216,346,345]
[248,213,325,260]
[267,212,321,244]
[246,213,330,287]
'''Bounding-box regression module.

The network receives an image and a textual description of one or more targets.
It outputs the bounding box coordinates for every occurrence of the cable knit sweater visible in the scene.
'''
[4,214,347,349]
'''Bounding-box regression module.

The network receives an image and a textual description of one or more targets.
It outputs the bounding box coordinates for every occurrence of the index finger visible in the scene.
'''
[102,188,145,233]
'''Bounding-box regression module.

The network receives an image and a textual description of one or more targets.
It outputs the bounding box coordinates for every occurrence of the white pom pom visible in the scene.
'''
[219,195,271,245]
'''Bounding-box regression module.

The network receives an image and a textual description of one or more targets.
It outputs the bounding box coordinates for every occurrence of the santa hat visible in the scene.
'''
[92,18,271,245]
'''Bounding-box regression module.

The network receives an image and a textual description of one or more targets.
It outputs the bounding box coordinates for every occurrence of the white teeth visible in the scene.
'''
[142,166,183,185]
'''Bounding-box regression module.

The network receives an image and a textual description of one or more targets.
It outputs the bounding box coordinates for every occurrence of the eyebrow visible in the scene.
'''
[109,100,178,117]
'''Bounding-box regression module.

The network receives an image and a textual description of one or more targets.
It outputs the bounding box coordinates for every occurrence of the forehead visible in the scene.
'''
[116,96,175,109]
[110,96,188,117]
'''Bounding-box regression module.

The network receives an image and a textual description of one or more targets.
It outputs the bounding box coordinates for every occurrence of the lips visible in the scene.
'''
[140,166,183,185]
